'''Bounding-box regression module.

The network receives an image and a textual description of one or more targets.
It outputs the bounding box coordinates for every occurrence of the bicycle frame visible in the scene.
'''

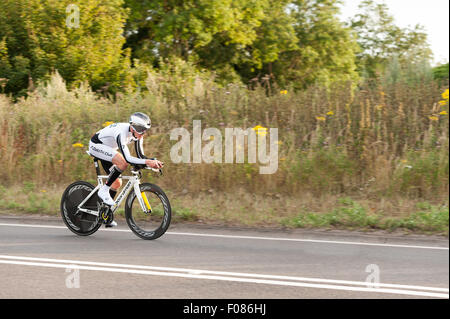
[77,170,150,217]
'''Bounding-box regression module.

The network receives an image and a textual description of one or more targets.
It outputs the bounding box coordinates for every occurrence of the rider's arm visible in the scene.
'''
[134,138,147,159]
[134,138,157,161]
[116,134,147,165]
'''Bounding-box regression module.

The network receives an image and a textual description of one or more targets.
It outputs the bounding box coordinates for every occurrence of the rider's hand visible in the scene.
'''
[146,159,164,169]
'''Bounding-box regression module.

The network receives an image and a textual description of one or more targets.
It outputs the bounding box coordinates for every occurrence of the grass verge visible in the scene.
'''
[0,183,448,236]
[280,197,449,234]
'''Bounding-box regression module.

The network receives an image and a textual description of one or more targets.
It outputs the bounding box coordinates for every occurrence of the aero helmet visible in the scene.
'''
[129,112,151,133]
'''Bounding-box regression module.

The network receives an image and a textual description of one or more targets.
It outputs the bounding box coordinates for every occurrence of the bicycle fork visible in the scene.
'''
[134,182,152,214]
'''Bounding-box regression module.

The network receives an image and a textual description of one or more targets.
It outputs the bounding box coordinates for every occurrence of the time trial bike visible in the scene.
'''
[60,155,171,240]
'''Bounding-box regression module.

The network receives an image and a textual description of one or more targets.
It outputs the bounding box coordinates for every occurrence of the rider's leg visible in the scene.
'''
[99,160,122,199]
[106,153,127,188]
[105,165,123,188]
[99,158,126,228]
[112,153,128,171]
[98,154,128,206]
[110,178,122,199]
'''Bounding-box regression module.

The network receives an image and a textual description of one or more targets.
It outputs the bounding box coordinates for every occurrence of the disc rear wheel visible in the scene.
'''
[60,181,102,236]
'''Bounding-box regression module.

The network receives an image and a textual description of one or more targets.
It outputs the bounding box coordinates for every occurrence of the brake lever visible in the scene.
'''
[147,167,163,176]
[146,158,163,176]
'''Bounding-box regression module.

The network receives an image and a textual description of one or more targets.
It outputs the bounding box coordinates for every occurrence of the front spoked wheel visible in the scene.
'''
[125,183,171,240]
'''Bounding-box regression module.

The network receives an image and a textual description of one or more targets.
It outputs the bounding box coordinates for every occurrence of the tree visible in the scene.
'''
[124,0,358,89]
[124,0,268,65]
[349,0,433,78]
[192,0,299,84]
[0,0,133,97]
[226,0,299,84]
[432,63,449,83]
[271,0,359,89]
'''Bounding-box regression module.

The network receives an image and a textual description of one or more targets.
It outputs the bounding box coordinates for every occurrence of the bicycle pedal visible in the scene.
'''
[105,220,118,228]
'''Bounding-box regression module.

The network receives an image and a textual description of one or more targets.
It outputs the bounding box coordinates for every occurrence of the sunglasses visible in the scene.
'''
[132,124,149,134]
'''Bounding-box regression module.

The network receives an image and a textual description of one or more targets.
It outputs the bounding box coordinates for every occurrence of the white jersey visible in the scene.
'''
[89,123,148,165]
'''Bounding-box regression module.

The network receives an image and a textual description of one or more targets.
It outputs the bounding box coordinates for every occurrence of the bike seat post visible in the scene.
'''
[93,158,101,176]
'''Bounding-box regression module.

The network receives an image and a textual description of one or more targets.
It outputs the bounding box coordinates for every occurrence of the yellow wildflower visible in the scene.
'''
[41,190,47,193]
[72,143,84,148]
[439,110,448,116]
[442,89,449,101]
[439,100,447,106]
[429,116,439,122]
[253,125,268,136]
[326,111,334,116]
[316,116,326,122]
[280,90,288,95]
[102,121,114,127]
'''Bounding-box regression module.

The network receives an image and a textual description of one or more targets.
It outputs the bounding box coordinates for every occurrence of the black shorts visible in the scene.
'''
[98,159,114,174]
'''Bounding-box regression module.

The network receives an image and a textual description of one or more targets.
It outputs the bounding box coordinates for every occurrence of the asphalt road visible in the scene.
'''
[0,214,448,300]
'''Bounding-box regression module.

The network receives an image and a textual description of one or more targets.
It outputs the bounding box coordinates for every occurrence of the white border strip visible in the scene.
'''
[0,255,447,298]
[0,222,448,250]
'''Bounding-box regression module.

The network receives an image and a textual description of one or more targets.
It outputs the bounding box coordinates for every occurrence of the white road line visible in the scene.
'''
[0,223,66,230]
[0,257,448,298]
[166,231,450,250]
[0,222,448,250]
[0,260,443,299]
[0,254,448,294]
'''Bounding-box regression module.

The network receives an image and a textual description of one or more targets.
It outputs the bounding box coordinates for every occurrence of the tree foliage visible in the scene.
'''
[432,63,449,83]
[0,0,439,97]
[0,0,132,96]
[349,0,433,78]
[124,0,267,63]
[273,0,359,89]
[124,0,359,89]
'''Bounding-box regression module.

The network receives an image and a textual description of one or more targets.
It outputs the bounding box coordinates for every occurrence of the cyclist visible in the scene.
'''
[89,112,163,226]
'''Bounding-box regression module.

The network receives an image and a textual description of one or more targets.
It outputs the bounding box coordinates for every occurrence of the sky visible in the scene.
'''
[339,0,450,66]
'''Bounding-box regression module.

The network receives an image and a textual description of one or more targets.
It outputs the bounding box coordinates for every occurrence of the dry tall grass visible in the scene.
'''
[0,70,448,203]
